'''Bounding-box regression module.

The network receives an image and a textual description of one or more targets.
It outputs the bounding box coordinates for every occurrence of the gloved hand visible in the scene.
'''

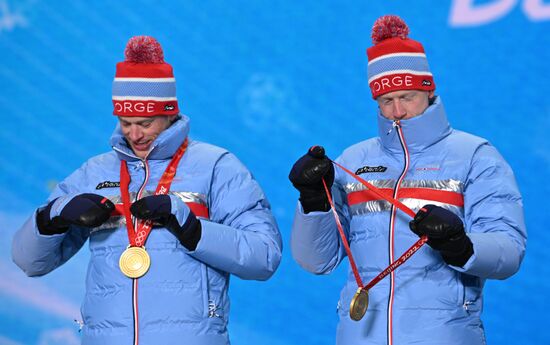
[130,194,201,250]
[37,193,115,235]
[409,204,474,267]
[289,146,335,213]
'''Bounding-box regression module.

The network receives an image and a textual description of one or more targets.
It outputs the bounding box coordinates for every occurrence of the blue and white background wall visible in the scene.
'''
[0,1,548,344]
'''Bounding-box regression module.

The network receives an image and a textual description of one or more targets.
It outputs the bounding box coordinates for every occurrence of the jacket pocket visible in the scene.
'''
[200,262,210,318]
[456,272,465,308]
[337,282,359,319]
[460,274,482,312]
[200,264,226,319]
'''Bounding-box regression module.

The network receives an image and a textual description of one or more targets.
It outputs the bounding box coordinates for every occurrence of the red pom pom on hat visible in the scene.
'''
[124,36,165,64]
[371,15,409,45]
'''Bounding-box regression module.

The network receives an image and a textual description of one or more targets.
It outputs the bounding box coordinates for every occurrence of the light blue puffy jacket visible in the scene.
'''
[291,97,526,345]
[12,115,282,345]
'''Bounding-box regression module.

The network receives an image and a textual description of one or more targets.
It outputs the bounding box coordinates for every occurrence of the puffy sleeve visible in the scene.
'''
[453,143,527,279]
[290,156,351,274]
[185,152,282,281]
[12,163,91,277]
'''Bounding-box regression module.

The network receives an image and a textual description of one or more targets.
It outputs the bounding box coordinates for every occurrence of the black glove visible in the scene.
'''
[130,194,201,251]
[409,204,474,267]
[37,193,115,235]
[288,146,335,213]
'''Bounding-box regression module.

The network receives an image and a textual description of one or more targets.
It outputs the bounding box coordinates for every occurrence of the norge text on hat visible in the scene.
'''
[112,36,179,117]
[367,15,435,99]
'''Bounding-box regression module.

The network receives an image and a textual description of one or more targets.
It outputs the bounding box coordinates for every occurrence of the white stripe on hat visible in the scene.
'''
[112,96,178,101]
[368,52,427,66]
[114,77,176,82]
[368,70,432,84]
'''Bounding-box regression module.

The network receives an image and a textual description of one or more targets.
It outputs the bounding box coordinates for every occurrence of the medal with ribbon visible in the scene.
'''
[323,159,428,321]
[118,138,189,279]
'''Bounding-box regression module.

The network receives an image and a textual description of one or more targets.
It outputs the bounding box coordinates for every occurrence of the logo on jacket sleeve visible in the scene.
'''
[355,165,387,175]
[96,181,121,190]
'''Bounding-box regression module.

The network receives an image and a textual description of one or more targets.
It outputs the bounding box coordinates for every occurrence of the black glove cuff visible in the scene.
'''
[441,236,474,267]
[36,201,69,235]
[165,213,202,251]
[299,191,331,214]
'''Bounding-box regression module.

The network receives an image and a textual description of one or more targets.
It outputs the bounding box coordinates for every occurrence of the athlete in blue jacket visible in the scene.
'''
[12,36,282,345]
[289,16,526,345]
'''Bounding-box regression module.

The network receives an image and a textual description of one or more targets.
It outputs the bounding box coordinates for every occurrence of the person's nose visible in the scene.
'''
[128,125,143,142]
[392,100,406,119]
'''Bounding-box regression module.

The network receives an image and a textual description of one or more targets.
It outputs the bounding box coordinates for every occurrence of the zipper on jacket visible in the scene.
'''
[112,144,157,345]
[386,121,399,136]
[131,158,150,345]
[386,120,411,345]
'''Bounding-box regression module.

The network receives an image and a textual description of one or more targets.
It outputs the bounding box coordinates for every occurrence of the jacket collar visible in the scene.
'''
[377,96,452,154]
[110,115,190,162]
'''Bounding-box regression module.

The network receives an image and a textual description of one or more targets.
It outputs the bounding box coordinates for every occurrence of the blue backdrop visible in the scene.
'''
[1,1,548,344]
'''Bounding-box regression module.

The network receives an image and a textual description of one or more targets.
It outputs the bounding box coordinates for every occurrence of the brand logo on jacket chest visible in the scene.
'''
[416,166,440,171]
[96,181,121,190]
[355,165,387,175]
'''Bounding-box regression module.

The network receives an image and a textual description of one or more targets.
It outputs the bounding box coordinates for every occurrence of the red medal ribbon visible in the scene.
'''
[331,160,415,218]
[322,179,364,288]
[120,138,189,247]
[322,161,428,292]
[364,236,427,290]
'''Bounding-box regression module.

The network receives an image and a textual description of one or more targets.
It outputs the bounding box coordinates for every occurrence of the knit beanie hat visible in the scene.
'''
[366,15,435,99]
[112,36,179,117]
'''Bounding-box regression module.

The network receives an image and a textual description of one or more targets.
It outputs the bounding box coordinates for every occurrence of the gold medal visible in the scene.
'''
[119,246,151,278]
[349,288,369,321]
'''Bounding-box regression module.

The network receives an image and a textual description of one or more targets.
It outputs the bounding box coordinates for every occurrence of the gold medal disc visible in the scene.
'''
[119,246,151,278]
[349,288,369,321]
